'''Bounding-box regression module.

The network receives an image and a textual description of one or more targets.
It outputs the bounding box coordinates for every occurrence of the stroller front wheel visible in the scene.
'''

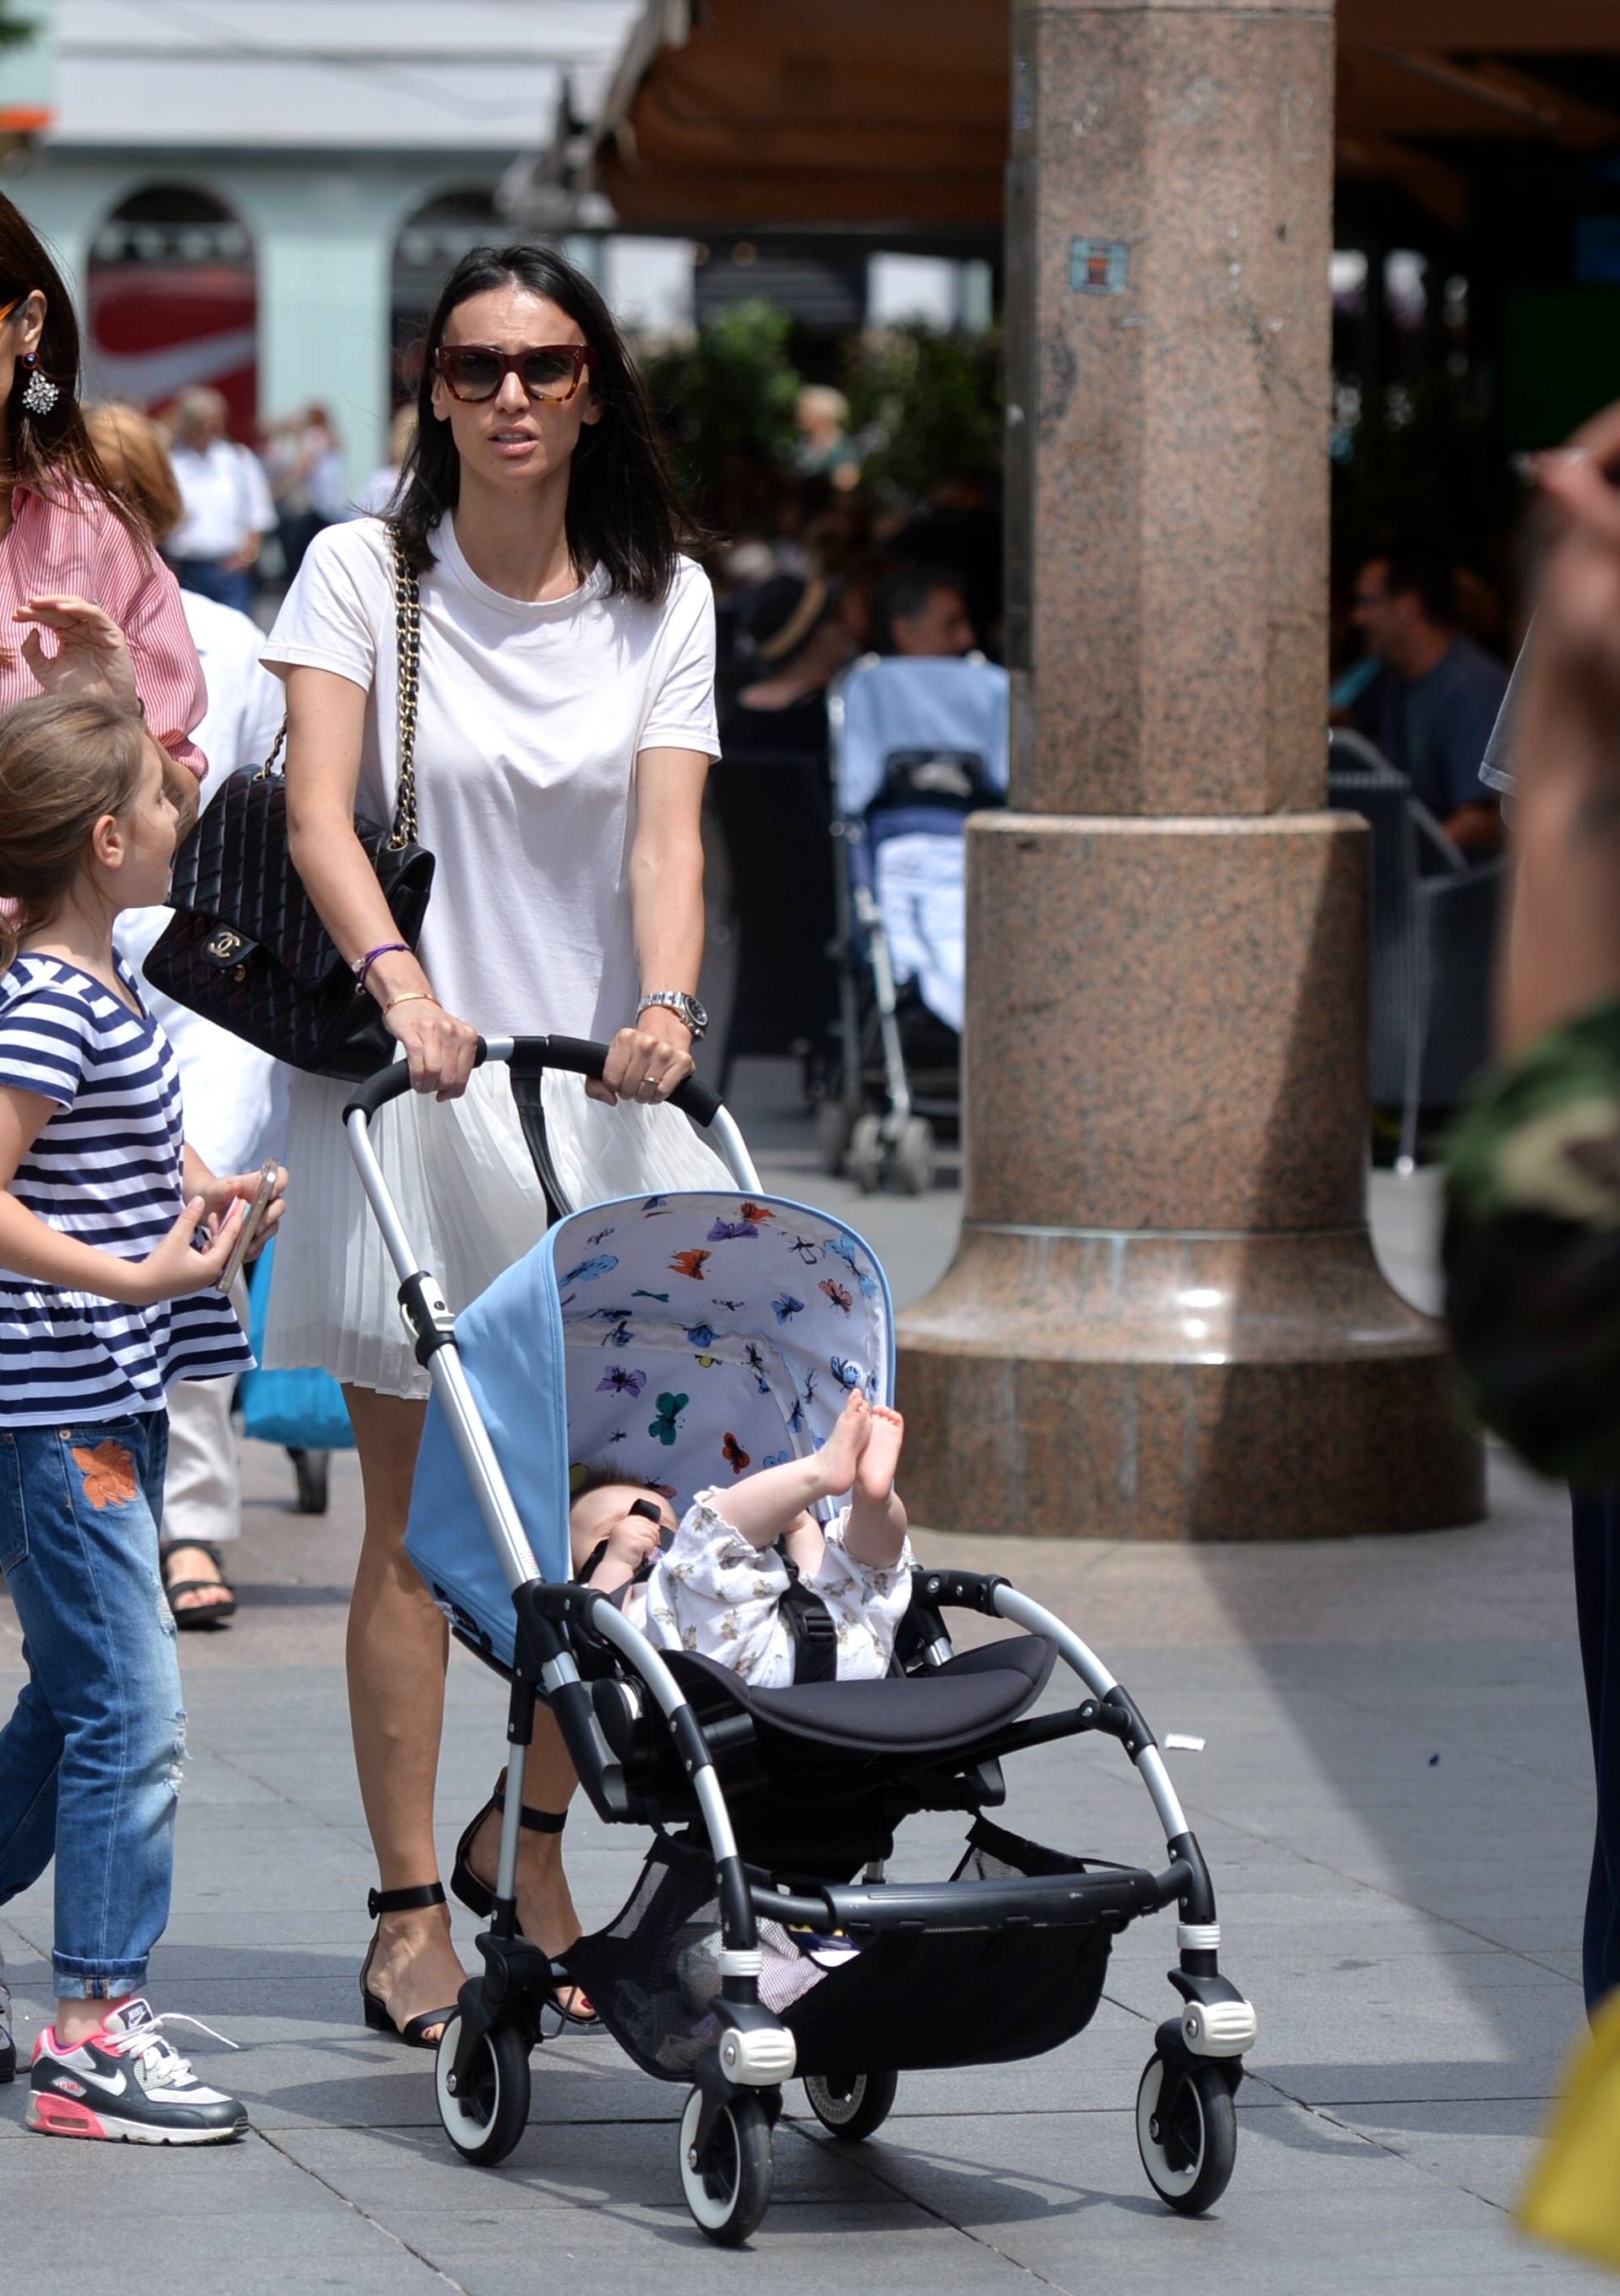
[1136,2051,1237,2216]
[435,2012,531,2167]
[679,2086,774,2246]
[802,2066,898,2141]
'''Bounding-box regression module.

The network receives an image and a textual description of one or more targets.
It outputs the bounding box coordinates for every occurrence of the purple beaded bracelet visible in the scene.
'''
[354,941,409,997]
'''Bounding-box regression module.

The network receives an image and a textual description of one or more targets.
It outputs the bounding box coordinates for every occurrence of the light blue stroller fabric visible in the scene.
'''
[832,657,1010,1031]
[405,1189,895,1670]
[832,656,1010,822]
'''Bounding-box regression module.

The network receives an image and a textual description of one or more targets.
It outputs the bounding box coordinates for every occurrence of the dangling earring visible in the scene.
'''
[20,354,57,417]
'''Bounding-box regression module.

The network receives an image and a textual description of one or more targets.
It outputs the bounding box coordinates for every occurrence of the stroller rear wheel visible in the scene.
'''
[1136,2051,1237,2216]
[817,1099,855,1175]
[894,1116,935,1195]
[435,2012,531,2167]
[848,1112,884,1193]
[679,2086,774,2246]
[802,2066,898,2141]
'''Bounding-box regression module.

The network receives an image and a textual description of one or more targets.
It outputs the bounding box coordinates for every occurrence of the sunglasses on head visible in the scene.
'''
[434,343,597,405]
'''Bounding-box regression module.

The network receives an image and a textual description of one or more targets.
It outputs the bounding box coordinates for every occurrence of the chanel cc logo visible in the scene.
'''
[206,930,244,961]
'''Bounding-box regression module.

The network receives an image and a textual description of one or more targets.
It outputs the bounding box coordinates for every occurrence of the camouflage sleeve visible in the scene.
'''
[1444,995,1620,1485]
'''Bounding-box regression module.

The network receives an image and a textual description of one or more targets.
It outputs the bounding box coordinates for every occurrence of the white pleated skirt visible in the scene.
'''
[263,1062,732,1402]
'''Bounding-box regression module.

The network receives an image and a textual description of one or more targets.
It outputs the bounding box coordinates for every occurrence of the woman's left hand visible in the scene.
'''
[591,1009,696,1105]
[15,593,142,710]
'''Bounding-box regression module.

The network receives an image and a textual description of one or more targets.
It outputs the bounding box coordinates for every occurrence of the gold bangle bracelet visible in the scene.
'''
[381,991,440,1017]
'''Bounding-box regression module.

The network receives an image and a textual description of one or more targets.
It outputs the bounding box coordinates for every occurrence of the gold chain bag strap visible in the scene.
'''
[391,527,421,848]
[146,526,437,1080]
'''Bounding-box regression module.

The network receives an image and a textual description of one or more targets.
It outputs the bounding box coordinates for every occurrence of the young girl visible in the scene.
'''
[569,1390,912,1687]
[0,694,282,2142]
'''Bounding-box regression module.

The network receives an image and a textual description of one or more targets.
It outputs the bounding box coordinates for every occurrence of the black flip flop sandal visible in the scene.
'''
[159,1539,237,1630]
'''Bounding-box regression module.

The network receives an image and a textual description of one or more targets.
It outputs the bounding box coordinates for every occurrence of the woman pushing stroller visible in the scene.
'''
[259,240,726,2045]
[571,1389,911,1685]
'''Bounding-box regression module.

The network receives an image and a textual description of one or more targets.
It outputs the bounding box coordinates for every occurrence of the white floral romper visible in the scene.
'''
[626,1488,915,1688]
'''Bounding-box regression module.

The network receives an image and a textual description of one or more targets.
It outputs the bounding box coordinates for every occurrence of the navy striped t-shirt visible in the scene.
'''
[0,953,253,1428]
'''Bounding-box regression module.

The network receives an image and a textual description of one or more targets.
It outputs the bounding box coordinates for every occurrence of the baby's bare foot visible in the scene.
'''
[817,1386,870,1490]
[856,1404,904,1504]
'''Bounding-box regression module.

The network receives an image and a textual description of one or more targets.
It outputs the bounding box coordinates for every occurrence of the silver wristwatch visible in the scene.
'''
[637,989,708,1041]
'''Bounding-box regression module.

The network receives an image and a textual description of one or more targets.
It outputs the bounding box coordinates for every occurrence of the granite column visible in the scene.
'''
[895,0,1483,1538]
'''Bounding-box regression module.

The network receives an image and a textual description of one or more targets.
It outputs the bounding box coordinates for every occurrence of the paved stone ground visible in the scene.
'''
[0,1065,1610,2293]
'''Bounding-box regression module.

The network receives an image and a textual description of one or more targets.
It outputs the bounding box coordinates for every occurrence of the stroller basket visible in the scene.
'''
[566,1819,1118,2083]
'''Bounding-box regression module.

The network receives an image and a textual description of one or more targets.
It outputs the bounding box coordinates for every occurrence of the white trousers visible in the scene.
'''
[162,1374,241,1549]
[160,1275,249,1549]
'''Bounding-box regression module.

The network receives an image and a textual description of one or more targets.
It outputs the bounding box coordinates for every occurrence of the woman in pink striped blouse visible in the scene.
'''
[0,197,206,792]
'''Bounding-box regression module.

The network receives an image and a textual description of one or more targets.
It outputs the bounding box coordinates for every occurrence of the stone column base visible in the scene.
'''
[894,809,1485,1540]
[897,1225,1483,1540]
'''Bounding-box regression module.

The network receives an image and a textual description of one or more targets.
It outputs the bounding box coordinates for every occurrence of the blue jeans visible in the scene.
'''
[0,1413,181,1998]
[166,556,256,617]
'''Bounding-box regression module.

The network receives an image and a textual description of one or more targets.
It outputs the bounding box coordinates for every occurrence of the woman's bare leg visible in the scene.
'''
[344,1386,465,2041]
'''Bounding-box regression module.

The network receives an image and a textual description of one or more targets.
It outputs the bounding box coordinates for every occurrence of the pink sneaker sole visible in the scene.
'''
[26,2092,107,2138]
[26,2089,244,2144]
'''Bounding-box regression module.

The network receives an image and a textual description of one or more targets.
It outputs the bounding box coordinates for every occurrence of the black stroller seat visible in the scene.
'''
[664,1634,1055,1755]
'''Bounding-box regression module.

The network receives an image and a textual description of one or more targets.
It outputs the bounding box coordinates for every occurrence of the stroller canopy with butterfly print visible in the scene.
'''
[407,1187,892,1669]
[345,1035,1255,2249]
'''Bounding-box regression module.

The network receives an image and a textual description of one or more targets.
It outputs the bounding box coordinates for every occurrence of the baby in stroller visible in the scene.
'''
[570,1391,911,1687]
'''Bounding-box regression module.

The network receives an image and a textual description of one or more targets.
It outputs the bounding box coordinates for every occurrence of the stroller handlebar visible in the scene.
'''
[342,1035,725,1130]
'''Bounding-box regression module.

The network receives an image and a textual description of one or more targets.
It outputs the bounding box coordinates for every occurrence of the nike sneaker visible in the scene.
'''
[26,1996,246,2143]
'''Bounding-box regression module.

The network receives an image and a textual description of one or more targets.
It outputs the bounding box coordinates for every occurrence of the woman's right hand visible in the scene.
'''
[386,995,481,1101]
[122,1197,245,1306]
[15,594,142,710]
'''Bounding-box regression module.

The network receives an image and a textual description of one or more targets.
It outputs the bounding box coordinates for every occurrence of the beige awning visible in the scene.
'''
[593,0,1620,234]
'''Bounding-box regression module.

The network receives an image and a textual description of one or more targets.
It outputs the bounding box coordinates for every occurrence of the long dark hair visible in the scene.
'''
[392,244,689,602]
[0,195,143,539]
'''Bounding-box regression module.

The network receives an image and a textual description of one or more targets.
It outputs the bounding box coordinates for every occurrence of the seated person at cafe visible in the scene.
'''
[1349,547,1508,856]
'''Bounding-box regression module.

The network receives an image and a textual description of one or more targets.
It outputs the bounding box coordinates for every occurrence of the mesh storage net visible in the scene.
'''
[564,1819,1120,2084]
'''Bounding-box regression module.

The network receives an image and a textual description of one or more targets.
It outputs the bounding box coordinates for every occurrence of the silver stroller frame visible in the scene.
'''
[343,1035,1256,2244]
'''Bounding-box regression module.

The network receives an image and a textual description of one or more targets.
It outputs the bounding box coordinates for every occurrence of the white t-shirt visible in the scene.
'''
[170,439,277,560]
[260,515,719,1040]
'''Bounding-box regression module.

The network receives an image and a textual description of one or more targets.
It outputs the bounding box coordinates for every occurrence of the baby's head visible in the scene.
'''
[569,1467,679,1575]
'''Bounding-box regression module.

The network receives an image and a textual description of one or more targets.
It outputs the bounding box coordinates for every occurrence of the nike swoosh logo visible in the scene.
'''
[73,2066,127,2097]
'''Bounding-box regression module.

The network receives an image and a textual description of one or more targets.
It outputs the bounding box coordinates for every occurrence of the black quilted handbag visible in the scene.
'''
[147,529,435,1082]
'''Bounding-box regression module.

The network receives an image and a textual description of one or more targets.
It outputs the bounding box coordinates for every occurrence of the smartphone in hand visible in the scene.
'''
[218,1160,279,1293]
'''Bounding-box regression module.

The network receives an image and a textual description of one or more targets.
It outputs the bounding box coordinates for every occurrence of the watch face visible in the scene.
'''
[684,996,709,1029]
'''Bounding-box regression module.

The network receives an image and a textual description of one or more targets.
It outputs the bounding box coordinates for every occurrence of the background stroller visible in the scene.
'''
[344,1037,1256,2246]
[818,656,1009,1193]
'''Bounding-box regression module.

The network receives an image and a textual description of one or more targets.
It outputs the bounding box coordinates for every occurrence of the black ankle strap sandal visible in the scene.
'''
[451,1786,567,1919]
[451,1782,601,2033]
[359,1881,457,2050]
[494,1780,568,1834]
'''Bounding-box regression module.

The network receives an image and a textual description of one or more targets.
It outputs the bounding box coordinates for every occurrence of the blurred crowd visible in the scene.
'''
[696,386,1000,1080]
[145,389,414,612]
